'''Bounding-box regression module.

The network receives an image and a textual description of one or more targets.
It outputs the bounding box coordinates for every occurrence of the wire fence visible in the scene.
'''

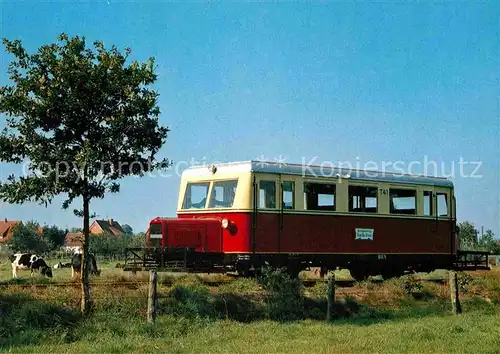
[0,277,445,288]
[0,275,493,298]
[0,281,149,288]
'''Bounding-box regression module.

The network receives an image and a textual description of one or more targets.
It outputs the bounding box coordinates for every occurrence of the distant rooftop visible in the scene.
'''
[92,219,125,237]
[0,219,20,243]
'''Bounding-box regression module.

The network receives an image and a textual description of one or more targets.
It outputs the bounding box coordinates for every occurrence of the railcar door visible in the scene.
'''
[435,186,454,255]
[253,174,280,253]
[421,186,439,250]
[451,191,459,253]
[422,186,452,254]
[277,175,300,253]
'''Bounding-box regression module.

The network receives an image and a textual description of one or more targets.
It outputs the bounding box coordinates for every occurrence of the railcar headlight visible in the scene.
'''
[221,218,229,229]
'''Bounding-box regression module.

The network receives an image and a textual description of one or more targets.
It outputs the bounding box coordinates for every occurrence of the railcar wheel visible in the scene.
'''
[237,263,255,278]
[285,264,301,279]
[319,266,328,278]
[349,267,369,281]
[381,268,404,280]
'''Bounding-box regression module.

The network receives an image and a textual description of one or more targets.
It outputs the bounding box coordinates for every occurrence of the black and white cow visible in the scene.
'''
[10,253,53,279]
[53,261,72,269]
[71,253,101,278]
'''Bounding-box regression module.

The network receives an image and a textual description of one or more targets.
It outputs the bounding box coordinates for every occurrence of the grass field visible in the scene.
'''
[0,258,499,353]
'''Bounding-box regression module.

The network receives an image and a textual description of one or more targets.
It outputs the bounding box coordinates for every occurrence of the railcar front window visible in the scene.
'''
[437,193,448,216]
[182,182,210,209]
[209,180,238,208]
[424,191,433,216]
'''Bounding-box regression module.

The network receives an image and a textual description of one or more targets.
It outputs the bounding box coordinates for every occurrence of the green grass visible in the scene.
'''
[3,313,500,354]
[0,258,499,353]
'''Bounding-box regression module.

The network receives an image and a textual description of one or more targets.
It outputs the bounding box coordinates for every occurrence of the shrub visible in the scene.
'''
[162,284,217,319]
[217,277,260,294]
[213,293,264,322]
[162,283,265,322]
[257,265,304,321]
[457,272,473,294]
[401,275,423,294]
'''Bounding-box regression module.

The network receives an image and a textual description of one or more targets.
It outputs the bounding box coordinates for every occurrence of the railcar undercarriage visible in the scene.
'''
[123,247,492,280]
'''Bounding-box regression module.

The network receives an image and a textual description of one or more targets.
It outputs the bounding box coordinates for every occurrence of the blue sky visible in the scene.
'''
[0,1,498,236]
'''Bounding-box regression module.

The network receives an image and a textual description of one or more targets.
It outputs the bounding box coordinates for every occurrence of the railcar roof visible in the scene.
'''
[182,160,454,188]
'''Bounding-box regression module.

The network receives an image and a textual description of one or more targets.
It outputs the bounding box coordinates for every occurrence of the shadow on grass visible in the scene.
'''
[303,297,394,324]
[158,282,500,326]
[160,284,265,323]
[159,284,397,325]
[0,293,81,349]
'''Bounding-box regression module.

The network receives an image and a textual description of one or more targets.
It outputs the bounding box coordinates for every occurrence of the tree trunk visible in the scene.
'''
[81,196,92,314]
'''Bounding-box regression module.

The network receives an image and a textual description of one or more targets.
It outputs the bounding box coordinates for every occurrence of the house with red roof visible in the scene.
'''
[0,219,45,249]
[0,219,20,246]
[89,218,126,237]
[63,232,84,253]
[63,218,126,252]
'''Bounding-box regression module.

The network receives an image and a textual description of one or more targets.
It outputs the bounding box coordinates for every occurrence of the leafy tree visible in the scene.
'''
[121,224,133,235]
[478,229,500,253]
[129,232,146,248]
[8,221,47,254]
[0,34,169,314]
[88,232,145,258]
[89,233,124,258]
[457,221,478,251]
[42,225,67,251]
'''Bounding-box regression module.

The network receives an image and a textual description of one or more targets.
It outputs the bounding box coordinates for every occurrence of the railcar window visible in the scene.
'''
[209,180,238,208]
[348,186,377,213]
[304,183,335,211]
[424,191,433,216]
[182,182,210,209]
[389,189,416,215]
[437,193,448,216]
[282,181,295,209]
[259,181,276,209]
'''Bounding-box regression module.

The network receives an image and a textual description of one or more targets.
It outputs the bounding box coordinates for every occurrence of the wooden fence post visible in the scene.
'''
[449,270,462,314]
[326,273,335,321]
[147,269,158,323]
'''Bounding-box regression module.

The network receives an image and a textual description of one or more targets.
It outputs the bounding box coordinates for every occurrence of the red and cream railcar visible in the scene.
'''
[143,161,459,279]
